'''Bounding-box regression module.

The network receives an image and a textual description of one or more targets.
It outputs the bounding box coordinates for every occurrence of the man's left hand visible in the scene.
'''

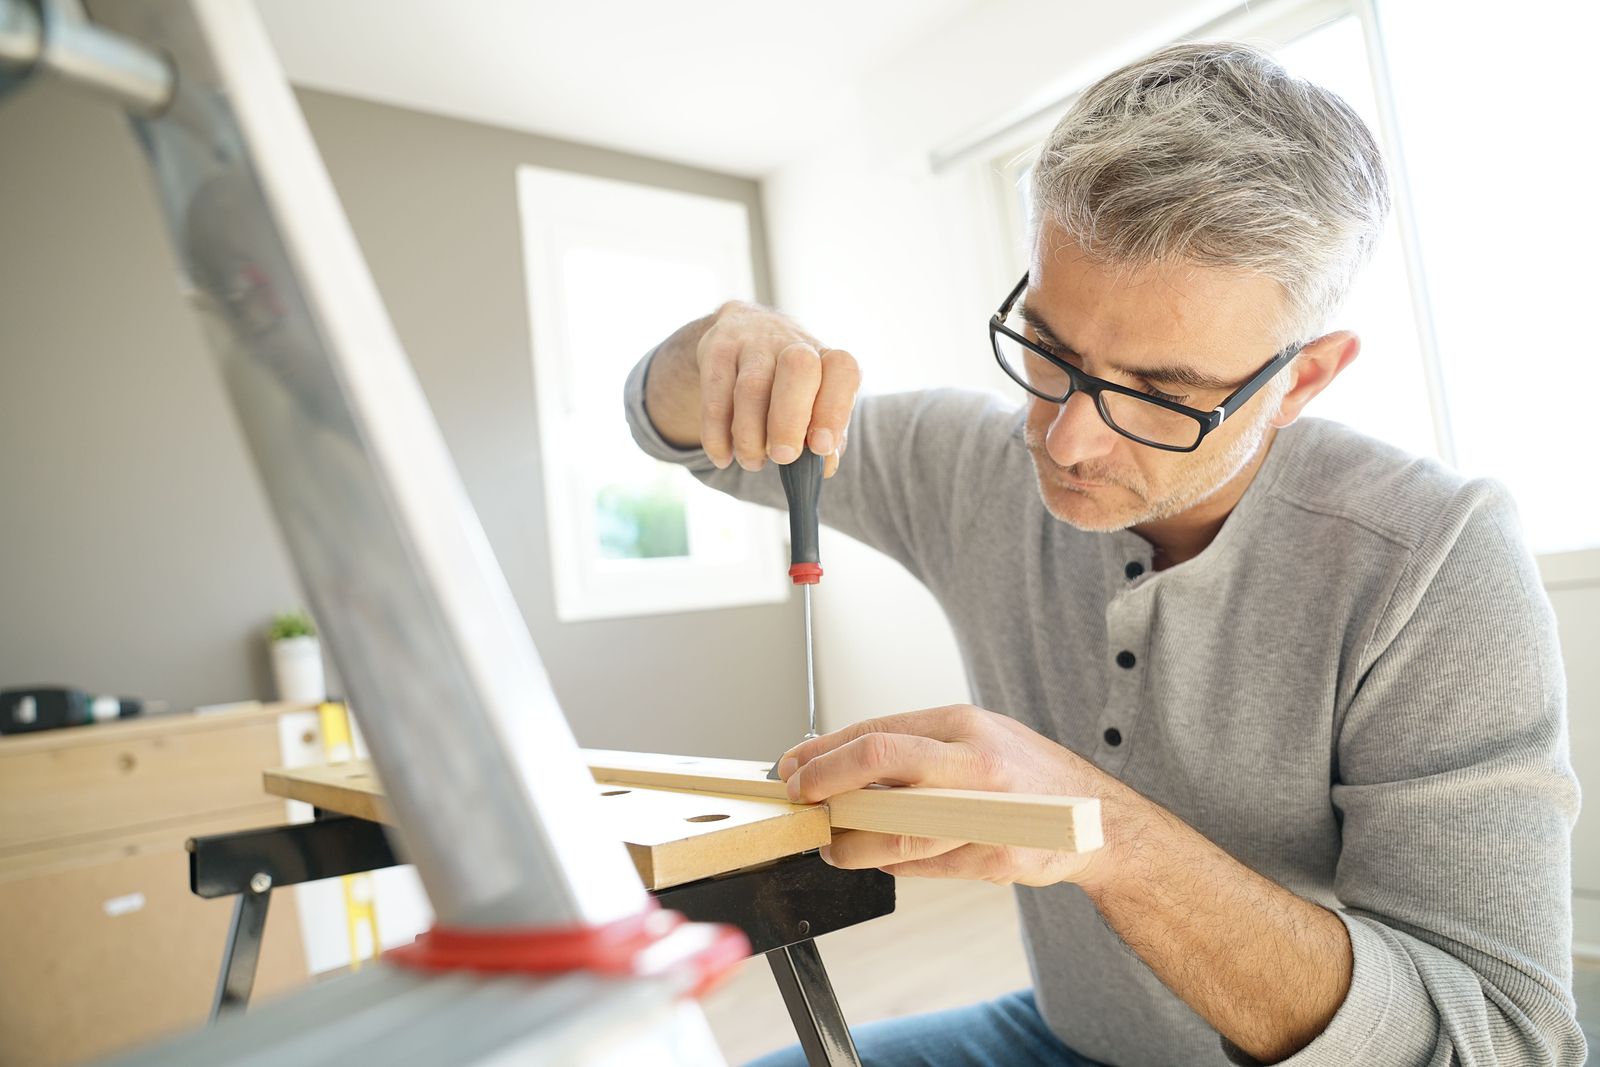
[776,704,1129,888]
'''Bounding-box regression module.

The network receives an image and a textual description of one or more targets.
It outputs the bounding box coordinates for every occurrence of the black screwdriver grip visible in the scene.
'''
[779,450,824,571]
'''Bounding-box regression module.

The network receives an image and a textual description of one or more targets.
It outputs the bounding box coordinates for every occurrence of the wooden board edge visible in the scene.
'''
[1071,797,1104,853]
[645,806,832,890]
[586,761,789,802]
[825,790,1102,853]
[262,767,392,824]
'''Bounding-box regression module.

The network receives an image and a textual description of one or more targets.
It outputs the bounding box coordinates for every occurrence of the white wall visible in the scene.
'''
[760,0,1236,728]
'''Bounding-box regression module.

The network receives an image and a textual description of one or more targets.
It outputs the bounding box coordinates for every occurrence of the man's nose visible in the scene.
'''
[1043,391,1119,467]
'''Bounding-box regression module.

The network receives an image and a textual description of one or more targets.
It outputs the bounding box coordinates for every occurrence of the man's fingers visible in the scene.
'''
[787,731,955,804]
[777,717,886,777]
[697,316,854,476]
[808,348,860,458]
[779,706,980,773]
[728,352,776,471]
[823,427,848,479]
[821,829,963,870]
[879,843,1015,882]
[767,343,822,464]
[697,336,739,469]
[882,844,1092,888]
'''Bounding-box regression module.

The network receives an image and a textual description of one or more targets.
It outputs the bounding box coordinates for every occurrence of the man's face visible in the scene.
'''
[1021,223,1294,533]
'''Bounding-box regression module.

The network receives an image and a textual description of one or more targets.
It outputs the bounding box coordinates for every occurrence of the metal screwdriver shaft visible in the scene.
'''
[802,583,816,738]
[771,450,824,777]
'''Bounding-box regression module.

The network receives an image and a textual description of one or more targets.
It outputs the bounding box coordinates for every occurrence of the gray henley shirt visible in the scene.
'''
[624,355,1584,1066]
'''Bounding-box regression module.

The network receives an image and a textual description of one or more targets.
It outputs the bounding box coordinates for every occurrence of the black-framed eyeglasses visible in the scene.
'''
[989,273,1304,453]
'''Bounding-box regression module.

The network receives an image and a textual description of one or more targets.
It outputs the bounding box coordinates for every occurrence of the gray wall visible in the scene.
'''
[0,85,800,760]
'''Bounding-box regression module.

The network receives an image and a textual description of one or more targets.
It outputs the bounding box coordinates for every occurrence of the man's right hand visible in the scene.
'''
[644,301,861,479]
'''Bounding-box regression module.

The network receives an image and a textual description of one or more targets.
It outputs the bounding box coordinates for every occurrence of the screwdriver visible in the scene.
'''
[768,449,824,779]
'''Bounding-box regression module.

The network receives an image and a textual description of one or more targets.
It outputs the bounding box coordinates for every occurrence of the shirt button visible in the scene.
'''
[1103,727,1122,746]
[1124,561,1145,580]
[1116,650,1137,669]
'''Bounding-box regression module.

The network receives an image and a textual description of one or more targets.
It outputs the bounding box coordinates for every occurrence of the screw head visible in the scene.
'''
[249,872,272,894]
[797,920,811,936]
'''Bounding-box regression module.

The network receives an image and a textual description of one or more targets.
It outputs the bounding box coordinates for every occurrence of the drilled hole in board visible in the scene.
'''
[685,814,730,823]
[600,789,630,796]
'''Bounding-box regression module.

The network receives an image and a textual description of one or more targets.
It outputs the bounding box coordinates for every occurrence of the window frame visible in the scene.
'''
[516,165,788,622]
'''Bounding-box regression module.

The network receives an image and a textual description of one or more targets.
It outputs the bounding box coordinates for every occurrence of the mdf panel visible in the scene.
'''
[0,840,307,1067]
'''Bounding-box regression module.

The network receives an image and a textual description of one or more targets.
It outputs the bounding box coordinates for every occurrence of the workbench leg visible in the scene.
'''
[765,939,862,1067]
[210,886,270,1022]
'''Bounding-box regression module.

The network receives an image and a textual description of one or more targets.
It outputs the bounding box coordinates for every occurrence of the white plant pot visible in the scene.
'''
[271,635,325,704]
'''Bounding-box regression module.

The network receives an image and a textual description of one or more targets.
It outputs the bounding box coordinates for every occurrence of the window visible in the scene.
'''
[517,167,786,621]
[1373,1,1598,556]
[1272,15,1441,462]
[983,0,1597,557]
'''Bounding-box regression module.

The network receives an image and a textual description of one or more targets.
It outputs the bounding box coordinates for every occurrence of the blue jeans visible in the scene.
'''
[744,989,1109,1067]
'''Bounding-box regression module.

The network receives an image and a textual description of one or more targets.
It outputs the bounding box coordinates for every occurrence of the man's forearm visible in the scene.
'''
[1082,789,1353,1063]
[642,311,717,450]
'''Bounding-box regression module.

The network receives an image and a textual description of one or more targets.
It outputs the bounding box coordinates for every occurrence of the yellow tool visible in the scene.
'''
[318,700,381,970]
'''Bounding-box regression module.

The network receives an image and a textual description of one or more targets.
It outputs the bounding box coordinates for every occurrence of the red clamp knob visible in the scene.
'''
[386,902,750,999]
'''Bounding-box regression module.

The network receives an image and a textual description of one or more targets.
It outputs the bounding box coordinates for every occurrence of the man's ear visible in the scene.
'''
[1271,331,1360,429]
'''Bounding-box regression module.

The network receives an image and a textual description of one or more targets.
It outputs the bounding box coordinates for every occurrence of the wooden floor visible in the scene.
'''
[702,875,1033,1064]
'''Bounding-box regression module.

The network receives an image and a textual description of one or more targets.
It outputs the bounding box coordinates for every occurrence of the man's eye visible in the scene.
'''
[1140,384,1189,405]
[1036,340,1077,365]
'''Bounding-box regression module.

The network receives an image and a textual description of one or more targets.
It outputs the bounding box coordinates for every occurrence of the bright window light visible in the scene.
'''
[517,167,787,620]
[1275,16,1442,462]
[1376,0,1598,554]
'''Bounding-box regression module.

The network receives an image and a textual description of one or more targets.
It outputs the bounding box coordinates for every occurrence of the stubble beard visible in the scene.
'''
[1022,409,1275,533]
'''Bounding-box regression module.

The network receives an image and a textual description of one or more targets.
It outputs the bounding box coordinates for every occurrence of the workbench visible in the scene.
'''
[187,758,897,1066]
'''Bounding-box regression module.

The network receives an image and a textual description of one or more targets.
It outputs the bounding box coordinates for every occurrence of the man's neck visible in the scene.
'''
[1133,429,1278,570]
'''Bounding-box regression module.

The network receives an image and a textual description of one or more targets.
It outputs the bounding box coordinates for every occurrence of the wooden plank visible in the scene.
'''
[583,749,1103,854]
[264,761,390,823]
[584,751,792,801]
[264,762,832,889]
[268,751,1104,861]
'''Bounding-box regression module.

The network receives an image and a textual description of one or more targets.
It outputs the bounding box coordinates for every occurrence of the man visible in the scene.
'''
[623,41,1583,1066]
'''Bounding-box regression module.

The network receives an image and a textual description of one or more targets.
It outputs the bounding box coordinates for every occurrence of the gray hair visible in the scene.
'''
[1029,40,1390,344]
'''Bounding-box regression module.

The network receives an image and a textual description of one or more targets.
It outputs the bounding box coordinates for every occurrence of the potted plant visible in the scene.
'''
[268,610,324,704]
